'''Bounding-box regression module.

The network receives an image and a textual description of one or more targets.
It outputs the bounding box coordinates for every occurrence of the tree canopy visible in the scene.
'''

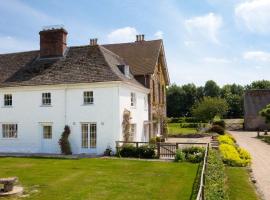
[259,104,270,124]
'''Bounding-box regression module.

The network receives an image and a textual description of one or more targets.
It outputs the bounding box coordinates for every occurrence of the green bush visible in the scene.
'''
[210,125,225,135]
[174,150,186,162]
[175,146,205,163]
[205,150,228,200]
[118,144,156,158]
[118,144,138,157]
[179,123,199,128]
[137,145,156,158]
[213,120,226,128]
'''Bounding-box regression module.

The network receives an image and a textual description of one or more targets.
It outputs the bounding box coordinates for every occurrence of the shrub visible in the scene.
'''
[58,125,72,155]
[219,144,251,167]
[218,135,235,145]
[210,125,225,135]
[137,145,156,158]
[118,144,138,157]
[213,120,225,128]
[175,146,205,163]
[175,150,186,162]
[179,123,199,128]
[205,150,228,200]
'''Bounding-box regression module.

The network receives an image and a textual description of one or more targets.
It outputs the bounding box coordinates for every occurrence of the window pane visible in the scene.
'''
[84,91,94,104]
[42,93,51,105]
[4,94,12,106]
[130,124,136,141]
[81,124,88,148]
[2,124,17,138]
[43,126,52,139]
[90,123,96,148]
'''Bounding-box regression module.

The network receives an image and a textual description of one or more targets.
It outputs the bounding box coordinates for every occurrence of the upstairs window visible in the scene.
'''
[83,91,94,105]
[4,94,12,107]
[2,124,17,138]
[129,124,137,141]
[131,92,136,107]
[42,93,51,106]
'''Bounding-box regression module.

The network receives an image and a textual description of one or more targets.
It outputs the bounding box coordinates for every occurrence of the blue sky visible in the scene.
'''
[0,0,270,86]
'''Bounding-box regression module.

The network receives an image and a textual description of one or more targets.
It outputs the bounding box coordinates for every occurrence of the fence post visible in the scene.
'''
[157,142,160,158]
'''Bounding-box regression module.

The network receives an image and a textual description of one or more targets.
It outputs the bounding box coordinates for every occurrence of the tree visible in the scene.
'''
[246,80,270,90]
[259,104,270,124]
[191,97,228,121]
[167,84,186,117]
[204,80,220,97]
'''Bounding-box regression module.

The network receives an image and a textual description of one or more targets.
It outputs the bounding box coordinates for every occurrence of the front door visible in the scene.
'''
[41,124,54,153]
[81,123,97,154]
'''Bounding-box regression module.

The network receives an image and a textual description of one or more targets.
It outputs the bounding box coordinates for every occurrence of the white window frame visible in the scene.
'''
[131,92,136,108]
[42,92,51,106]
[4,94,12,107]
[2,124,18,139]
[81,123,97,149]
[43,125,52,139]
[130,124,137,141]
[83,91,94,105]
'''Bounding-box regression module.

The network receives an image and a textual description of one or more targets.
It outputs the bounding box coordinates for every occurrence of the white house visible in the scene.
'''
[0,26,169,155]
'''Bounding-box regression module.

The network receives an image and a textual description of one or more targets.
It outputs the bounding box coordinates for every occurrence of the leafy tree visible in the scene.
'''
[59,125,72,155]
[204,80,220,97]
[259,104,270,124]
[191,97,228,121]
[167,84,186,117]
[246,80,270,90]
[196,86,204,101]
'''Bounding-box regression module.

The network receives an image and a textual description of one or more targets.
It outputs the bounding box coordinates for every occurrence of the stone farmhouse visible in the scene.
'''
[0,26,170,155]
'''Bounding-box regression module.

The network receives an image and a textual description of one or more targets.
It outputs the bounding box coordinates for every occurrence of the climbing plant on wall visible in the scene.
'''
[122,109,132,142]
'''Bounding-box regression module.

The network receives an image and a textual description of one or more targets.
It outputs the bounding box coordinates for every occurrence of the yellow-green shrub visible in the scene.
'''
[219,144,251,167]
[218,135,235,145]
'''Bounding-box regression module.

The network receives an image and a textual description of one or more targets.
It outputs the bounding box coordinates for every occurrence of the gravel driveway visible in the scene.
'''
[230,131,270,200]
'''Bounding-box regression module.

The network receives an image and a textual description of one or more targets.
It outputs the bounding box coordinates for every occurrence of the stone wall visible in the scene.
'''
[244,90,270,130]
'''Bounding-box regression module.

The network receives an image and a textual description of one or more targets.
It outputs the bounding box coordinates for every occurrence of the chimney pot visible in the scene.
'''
[90,38,98,46]
[39,27,67,58]
[135,34,145,42]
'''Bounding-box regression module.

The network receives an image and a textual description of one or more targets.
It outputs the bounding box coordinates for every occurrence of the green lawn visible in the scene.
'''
[168,123,197,136]
[0,157,199,200]
[226,167,259,200]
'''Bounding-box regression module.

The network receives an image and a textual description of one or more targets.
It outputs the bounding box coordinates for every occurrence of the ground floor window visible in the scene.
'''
[43,125,52,139]
[81,123,97,148]
[2,124,17,138]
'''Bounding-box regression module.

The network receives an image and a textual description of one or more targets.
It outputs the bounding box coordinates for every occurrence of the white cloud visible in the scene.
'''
[243,51,270,62]
[235,0,270,34]
[203,57,231,64]
[154,30,163,39]
[107,27,138,43]
[184,13,222,44]
[0,36,37,54]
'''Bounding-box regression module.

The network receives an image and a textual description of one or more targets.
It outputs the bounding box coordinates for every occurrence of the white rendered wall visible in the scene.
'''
[0,82,149,155]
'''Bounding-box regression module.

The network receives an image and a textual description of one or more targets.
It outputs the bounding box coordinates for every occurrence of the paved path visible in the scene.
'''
[230,131,270,200]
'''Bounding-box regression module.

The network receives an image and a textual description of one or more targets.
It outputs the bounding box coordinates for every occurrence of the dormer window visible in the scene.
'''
[117,65,131,78]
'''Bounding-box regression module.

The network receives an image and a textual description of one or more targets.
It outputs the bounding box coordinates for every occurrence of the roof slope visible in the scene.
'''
[0,45,144,88]
[103,40,162,75]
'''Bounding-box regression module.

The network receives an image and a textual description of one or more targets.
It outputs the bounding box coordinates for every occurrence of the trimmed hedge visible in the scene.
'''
[209,125,225,135]
[218,135,251,167]
[118,144,156,159]
[213,120,226,128]
[168,117,207,123]
[205,150,228,200]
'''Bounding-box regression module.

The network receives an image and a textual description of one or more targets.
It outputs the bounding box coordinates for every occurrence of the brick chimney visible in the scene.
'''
[135,34,145,42]
[39,26,68,58]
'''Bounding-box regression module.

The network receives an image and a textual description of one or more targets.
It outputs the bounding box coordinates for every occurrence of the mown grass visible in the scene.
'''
[226,167,258,200]
[168,123,197,136]
[0,157,199,200]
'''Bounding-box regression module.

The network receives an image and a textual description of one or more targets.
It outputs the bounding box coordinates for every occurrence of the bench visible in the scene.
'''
[0,177,17,193]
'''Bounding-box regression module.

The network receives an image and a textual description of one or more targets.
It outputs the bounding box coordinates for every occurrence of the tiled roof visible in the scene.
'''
[103,40,162,75]
[0,45,143,88]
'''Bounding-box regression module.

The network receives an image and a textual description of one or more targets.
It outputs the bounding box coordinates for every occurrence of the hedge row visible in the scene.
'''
[168,117,207,123]
[117,144,156,159]
[175,146,205,163]
[205,150,228,200]
[218,135,251,167]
